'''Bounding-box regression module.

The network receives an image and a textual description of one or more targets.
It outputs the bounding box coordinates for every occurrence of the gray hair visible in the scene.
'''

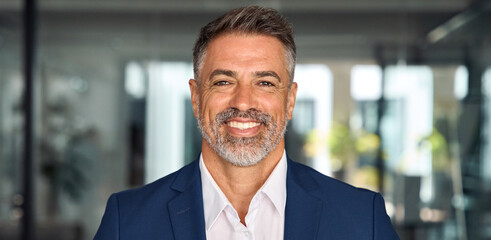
[192,6,296,86]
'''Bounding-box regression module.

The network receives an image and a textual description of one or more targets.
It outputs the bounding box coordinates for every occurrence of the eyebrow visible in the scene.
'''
[208,69,281,82]
[253,71,281,82]
[209,69,237,80]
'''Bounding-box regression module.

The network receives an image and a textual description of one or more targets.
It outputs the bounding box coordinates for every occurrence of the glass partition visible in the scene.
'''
[0,3,23,239]
[1,1,490,239]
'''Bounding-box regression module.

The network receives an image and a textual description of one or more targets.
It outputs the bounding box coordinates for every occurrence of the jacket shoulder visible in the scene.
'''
[116,169,178,202]
[288,160,399,239]
[94,160,200,240]
[115,160,199,203]
[289,160,376,199]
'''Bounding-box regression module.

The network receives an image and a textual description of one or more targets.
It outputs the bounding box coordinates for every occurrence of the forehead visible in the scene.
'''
[202,33,288,75]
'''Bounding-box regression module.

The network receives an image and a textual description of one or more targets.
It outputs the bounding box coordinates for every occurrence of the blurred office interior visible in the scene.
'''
[1,0,490,239]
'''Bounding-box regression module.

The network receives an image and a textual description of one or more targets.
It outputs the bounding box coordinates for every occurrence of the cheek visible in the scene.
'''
[200,94,230,121]
[262,95,288,115]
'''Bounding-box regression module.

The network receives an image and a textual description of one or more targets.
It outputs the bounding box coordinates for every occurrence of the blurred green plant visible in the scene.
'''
[327,122,356,164]
[355,132,380,156]
[304,121,384,190]
[418,127,450,171]
[40,97,95,217]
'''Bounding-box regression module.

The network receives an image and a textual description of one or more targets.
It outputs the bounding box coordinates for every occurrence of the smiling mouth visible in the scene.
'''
[226,121,261,130]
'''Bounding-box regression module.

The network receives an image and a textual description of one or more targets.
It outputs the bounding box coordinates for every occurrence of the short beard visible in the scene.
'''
[197,107,288,167]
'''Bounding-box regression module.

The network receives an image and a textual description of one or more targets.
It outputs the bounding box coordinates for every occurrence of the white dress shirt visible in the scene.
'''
[199,151,287,240]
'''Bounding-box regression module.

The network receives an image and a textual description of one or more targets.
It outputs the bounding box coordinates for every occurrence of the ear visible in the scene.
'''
[287,82,297,120]
[189,79,199,118]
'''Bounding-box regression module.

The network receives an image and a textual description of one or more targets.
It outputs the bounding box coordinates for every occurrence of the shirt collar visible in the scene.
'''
[261,151,287,217]
[199,155,229,231]
[199,151,288,230]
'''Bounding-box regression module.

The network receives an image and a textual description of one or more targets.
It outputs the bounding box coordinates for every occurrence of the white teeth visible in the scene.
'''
[227,121,260,130]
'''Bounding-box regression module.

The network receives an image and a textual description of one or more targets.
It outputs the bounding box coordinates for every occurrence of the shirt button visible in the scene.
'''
[244,232,249,237]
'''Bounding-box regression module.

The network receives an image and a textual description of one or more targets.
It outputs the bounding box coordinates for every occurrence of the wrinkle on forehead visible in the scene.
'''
[198,33,291,82]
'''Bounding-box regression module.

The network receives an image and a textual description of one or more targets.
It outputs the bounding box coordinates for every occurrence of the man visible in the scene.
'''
[94,6,399,240]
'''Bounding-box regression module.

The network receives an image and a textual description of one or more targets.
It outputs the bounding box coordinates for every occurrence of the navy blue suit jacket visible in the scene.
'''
[94,158,399,239]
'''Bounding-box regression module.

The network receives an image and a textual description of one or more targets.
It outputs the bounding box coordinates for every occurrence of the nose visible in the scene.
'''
[230,83,256,111]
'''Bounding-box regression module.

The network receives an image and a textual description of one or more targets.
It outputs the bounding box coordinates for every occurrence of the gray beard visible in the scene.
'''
[197,108,288,167]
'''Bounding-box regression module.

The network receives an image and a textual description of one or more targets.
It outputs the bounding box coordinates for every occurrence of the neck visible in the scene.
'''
[201,139,284,225]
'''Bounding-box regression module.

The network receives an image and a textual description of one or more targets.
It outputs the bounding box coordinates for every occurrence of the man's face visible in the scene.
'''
[189,33,297,166]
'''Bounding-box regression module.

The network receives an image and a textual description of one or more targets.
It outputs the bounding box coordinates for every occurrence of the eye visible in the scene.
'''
[258,81,275,87]
[213,80,230,86]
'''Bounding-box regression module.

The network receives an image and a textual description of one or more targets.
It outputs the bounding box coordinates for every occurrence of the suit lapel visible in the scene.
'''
[166,157,324,239]
[284,158,323,240]
[168,160,206,240]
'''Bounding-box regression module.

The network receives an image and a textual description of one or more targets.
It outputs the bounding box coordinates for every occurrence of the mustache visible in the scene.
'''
[215,108,272,125]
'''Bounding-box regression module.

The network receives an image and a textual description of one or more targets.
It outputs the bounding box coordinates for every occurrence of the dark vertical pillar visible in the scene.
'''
[21,0,37,239]
[458,46,485,240]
